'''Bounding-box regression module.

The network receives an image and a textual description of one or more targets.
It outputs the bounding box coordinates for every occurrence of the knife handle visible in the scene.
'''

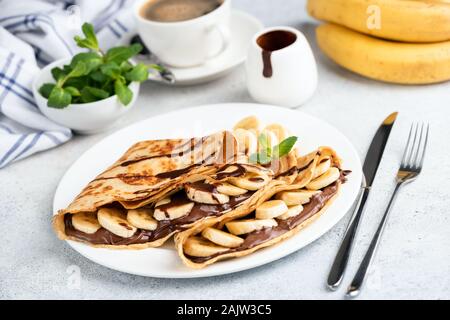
[327,186,370,290]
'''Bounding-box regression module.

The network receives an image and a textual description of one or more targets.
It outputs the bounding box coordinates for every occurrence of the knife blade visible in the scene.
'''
[326,112,398,290]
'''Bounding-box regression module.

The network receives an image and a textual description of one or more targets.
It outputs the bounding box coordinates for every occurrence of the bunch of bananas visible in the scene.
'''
[308,0,450,84]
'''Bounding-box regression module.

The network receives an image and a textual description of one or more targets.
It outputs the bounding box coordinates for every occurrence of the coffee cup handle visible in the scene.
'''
[206,24,230,59]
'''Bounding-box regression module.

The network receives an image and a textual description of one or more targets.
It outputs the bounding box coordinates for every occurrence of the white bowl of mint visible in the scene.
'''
[33,23,157,134]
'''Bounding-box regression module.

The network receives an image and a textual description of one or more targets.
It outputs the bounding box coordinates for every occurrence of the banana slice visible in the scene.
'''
[185,183,229,204]
[153,201,195,221]
[72,212,101,234]
[216,182,248,196]
[226,219,278,235]
[313,158,331,179]
[278,205,304,220]
[255,200,288,219]
[264,123,289,141]
[127,208,158,231]
[155,197,171,207]
[228,173,270,191]
[233,115,261,133]
[275,190,321,205]
[184,236,229,257]
[233,128,258,156]
[306,167,341,190]
[201,227,244,248]
[97,207,137,238]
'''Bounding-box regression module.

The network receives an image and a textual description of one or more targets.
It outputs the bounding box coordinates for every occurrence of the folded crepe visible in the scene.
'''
[175,147,350,268]
[53,118,300,249]
[53,130,242,248]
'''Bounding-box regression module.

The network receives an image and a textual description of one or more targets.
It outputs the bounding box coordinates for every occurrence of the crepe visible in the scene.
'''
[53,130,241,248]
[52,115,346,258]
[52,118,301,249]
[175,147,347,268]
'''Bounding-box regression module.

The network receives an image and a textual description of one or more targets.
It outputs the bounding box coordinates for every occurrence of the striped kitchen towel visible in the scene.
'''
[0,0,137,168]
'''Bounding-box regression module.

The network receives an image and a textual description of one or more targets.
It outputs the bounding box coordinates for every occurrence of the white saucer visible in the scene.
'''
[139,10,263,85]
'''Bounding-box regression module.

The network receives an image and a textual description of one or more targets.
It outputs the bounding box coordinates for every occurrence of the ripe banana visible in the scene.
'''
[313,158,331,179]
[307,0,450,43]
[278,205,304,220]
[255,200,289,219]
[306,166,340,190]
[184,236,229,257]
[233,128,258,156]
[97,208,137,238]
[263,123,289,141]
[185,183,229,204]
[155,197,170,207]
[228,174,270,191]
[216,182,248,196]
[153,201,195,221]
[226,219,278,235]
[275,190,320,205]
[72,212,101,234]
[316,23,450,84]
[233,115,261,133]
[201,227,244,248]
[127,208,158,231]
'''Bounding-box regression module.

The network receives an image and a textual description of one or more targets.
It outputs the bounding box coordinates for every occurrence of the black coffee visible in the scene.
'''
[141,0,223,22]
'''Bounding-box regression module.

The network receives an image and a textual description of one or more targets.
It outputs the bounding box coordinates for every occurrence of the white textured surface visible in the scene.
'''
[1,0,449,299]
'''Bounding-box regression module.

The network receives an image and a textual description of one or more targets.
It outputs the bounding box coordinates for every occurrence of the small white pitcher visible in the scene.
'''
[246,26,318,108]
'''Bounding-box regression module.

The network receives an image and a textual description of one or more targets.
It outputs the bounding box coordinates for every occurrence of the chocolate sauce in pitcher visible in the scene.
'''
[256,30,297,78]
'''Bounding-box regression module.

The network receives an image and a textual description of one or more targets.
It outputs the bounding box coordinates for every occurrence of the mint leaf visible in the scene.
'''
[120,61,133,72]
[80,87,98,103]
[114,79,132,106]
[39,83,55,99]
[249,135,298,165]
[125,63,148,82]
[47,87,71,108]
[258,133,268,150]
[64,76,89,90]
[85,87,109,99]
[257,151,272,165]
[67,61,88,78]
[249,153,259,164]
[105,44,142,64]
[272,136,298,159]
[70,52,102,73]
[51,67,66,82]
[74,23,99,51]
[90,70,108,83]
[64,86,81,97]
[100,62,121,79]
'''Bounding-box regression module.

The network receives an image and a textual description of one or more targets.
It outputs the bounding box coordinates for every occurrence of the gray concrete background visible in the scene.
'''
[1,0,449,299]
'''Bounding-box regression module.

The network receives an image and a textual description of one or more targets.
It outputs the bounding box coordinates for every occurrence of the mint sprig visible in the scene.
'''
[249,135,298,165]
[40,23,155,108]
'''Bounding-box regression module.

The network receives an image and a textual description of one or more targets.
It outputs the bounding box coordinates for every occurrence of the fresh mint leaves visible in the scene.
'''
[40,23,152,108]
[249,134,298,165]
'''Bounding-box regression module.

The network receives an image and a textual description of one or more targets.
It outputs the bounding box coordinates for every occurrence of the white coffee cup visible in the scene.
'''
[246,26,318,108]
[134,0,231,68]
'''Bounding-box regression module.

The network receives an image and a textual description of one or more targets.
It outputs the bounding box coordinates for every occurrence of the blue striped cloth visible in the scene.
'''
[0,0,137,168]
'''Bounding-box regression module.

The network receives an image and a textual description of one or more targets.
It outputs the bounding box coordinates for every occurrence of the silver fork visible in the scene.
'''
[346,123,430,298]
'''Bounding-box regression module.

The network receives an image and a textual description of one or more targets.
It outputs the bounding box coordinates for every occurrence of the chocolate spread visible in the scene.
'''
[64,190,255,245]
[187,171,350,263]
[187,181,339,263]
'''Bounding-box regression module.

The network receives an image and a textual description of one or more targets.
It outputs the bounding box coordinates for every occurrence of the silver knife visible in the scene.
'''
[326,112,398,290]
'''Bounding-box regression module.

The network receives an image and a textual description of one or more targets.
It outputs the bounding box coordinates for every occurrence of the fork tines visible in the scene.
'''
[401,123,429,171]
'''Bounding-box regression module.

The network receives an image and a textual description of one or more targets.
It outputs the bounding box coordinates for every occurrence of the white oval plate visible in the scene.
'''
[53,103,362,278]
